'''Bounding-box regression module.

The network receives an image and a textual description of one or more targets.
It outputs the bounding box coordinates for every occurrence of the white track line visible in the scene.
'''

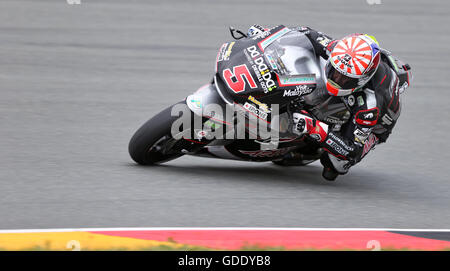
[0,227,449,233]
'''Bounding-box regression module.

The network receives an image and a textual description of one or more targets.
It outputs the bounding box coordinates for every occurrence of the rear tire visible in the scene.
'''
[128,101,186,165]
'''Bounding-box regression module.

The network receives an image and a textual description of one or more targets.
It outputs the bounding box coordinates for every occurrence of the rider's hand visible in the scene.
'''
[292,113,314,135]
[292,113,329,142]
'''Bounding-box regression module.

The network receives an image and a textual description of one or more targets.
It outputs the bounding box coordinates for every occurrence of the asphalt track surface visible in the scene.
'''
[0,0,449,230]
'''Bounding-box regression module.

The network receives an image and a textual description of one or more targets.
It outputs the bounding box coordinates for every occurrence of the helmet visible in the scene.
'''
[325,34,381,96]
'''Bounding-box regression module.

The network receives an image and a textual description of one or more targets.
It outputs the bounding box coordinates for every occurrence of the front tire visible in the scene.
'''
[128,101,186,165]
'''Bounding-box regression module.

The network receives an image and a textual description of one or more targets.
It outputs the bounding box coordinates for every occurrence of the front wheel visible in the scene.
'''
[128,101,188,165]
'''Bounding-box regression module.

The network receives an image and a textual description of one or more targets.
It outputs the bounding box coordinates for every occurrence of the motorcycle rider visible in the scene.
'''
[247,25,411,181]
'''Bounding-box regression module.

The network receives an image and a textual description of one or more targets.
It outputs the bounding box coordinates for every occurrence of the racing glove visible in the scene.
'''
[292,112,329,142]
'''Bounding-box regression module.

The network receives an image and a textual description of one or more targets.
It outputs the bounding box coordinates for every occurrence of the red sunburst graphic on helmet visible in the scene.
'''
[331,36,373,76]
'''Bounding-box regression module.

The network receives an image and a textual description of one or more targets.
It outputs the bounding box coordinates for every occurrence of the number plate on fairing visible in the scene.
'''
[215,25,318,110]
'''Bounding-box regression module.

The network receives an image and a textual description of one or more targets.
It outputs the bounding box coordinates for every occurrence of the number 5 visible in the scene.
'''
[223,64,257,93]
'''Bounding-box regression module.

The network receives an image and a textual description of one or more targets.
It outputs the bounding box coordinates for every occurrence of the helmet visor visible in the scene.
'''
[325,62,361,90]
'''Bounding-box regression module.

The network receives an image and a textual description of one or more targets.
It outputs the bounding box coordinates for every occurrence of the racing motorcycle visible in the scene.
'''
[128,25,408,174]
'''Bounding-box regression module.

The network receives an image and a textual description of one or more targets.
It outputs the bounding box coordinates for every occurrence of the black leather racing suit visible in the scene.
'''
[300,26,412,177]
[247,25,412,178]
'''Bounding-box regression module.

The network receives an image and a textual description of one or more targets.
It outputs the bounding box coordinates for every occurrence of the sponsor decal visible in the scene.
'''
[216,43,228,62]
[325,116,345,125]
[248,25,265,37]
[283,85,313,97]
[362,133,378,157]
[251,28,272,40]
[243,102,268,120]
[296,26,310,34]
[245,46,277,93]
[239,147,294,158]
[364,112,374,119]
[265,54,279,70]
[223,42,235,61]
[356,108,379,126]
[381,113,393,126]
[338,53,354,68]
[326,139,349,156]
[277,74,316,86]
[317,36,332,47]
[223,64,257,93]
[248,95,270,113]
[328,133,354,152]
[217,42,235,62]
[258,27,291,50]
[354,128,369,144]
